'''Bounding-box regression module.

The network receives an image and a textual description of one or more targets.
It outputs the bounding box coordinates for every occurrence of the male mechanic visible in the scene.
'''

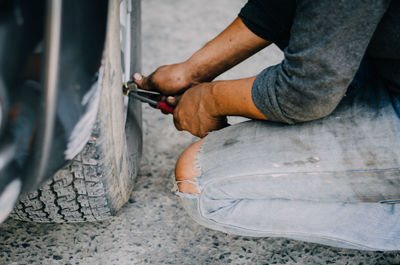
[134,0,400,250]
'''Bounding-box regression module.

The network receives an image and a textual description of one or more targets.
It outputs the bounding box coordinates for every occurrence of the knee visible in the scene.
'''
[175,139,203,194]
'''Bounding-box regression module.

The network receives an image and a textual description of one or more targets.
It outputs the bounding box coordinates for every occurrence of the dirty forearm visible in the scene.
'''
[183,17,270,83]
[207,77,267,120]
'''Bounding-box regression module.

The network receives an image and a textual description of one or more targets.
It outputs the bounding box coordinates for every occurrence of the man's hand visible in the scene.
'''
[174,77,267,137]
[173,83,228,138]
[133,63,195,95]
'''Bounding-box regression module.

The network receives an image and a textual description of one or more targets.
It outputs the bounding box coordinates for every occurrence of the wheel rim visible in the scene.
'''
[119,0,132,123]
[120,0,131,83]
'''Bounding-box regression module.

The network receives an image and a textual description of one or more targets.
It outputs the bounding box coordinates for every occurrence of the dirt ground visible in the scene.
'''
[1,0,400,264]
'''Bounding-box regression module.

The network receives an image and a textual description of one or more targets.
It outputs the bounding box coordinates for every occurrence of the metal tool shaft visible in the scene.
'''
[128,92,158,106]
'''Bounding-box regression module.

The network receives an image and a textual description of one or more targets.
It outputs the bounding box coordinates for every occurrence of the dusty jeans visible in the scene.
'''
[175,61,400,251]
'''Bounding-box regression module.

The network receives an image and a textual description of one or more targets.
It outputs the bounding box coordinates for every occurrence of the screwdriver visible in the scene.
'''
[122,81,174,114]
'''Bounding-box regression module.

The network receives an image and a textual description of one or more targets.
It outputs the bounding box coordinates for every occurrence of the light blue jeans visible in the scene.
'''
[175,62,400,251]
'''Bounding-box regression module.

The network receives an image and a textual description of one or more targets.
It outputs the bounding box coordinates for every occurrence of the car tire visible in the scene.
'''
[11,0,142,223]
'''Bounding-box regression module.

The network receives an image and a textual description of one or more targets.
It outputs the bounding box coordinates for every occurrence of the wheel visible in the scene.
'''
[11,0,142,223]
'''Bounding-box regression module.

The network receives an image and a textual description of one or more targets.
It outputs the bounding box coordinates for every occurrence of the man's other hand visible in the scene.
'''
[173,82,229,138]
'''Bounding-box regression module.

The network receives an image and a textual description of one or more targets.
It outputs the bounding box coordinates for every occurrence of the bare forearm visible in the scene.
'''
[172,77,266,138]
[208,77,267,120]
[134,17,270,96]
[184,17,270,83]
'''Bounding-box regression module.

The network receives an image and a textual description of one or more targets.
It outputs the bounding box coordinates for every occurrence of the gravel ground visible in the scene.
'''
[1,0,400,264]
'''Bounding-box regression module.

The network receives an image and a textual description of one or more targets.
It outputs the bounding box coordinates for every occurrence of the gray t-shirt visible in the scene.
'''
[240,0,400,124]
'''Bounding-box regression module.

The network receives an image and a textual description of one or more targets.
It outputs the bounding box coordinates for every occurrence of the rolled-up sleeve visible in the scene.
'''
[251,0,390,124]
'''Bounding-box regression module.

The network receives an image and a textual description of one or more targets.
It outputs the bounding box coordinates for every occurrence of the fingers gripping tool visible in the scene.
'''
[122,81,174,114]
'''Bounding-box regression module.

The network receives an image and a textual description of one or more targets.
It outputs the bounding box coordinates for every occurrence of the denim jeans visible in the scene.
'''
[175,61,400,251]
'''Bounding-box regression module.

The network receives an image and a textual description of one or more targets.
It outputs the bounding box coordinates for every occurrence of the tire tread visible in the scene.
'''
[11,137,113,223]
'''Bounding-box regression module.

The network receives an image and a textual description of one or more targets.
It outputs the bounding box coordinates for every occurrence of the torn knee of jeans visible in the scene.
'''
[175,178,200,194]
[175,139,203,194]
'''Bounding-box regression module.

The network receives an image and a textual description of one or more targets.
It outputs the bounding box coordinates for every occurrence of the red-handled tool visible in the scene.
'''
[122,81,174,114]
[155,101,174,114]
